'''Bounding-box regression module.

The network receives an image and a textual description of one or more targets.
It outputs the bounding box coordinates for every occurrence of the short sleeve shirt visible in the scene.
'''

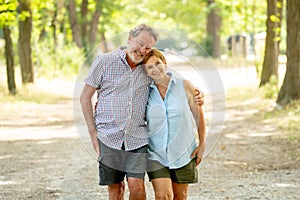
[84,48,151,151]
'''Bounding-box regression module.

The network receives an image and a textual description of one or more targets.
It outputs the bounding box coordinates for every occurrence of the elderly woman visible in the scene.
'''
[143,48,206,200]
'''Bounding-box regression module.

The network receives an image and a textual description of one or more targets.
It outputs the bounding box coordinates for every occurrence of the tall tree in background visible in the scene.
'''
[18,0,34,84]
[80,0,88,50]
[68,0,82,48]
[67,0,103,52]
[3,26,16,94]
[206,0,221,58]
[89,0,102,50]
[1,0,17,94]
[276,0,300,105]
[260,0,283,87]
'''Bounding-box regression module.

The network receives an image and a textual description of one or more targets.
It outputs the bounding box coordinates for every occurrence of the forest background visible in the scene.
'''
[1,0,299,104]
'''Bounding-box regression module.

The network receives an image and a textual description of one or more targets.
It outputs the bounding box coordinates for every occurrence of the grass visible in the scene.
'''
[226,86,300,161]
[264,101,300,141]
[227,86,299,136]
[0,79,71,104]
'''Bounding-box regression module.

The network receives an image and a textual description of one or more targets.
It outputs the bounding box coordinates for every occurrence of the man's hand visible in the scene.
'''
[90,130,100,156]
[194,88,204,106]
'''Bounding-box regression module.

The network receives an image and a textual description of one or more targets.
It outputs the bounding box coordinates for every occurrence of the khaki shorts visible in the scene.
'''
[147,159,198,184]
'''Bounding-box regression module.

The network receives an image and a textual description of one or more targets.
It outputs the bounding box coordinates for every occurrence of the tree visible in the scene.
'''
[67,0,82,48]
[1,0,17,94]
[3,26,16,94]
[67,0,105,52]
[89,0,102,49]
[18,0,34,84]
[260,0,283,87]
[206,0,222,58]
[276,0,300,105]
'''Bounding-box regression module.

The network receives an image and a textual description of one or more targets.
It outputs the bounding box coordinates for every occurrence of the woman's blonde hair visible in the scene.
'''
[143,48,167,65]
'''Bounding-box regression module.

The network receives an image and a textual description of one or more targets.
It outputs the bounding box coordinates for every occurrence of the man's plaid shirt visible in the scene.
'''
[84,48,151,151]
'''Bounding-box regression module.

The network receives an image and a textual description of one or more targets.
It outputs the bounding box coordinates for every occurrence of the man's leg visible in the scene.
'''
[127,177,146,200]
[98,141,126,199]
[126,145,148,200]
[108,181,125,200]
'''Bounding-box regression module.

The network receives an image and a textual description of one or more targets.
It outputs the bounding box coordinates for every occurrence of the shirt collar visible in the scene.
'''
[118,47,127,61]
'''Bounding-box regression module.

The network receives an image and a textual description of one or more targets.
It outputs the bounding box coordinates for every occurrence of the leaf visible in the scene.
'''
[19,10,31,21]
[270,14,279,23]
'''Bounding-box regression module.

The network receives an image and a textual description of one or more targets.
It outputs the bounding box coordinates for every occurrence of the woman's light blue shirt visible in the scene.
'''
[146,73,197,169]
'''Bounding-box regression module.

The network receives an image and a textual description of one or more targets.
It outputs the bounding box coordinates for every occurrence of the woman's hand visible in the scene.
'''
[190,144,206,166]
[194,88,204,106]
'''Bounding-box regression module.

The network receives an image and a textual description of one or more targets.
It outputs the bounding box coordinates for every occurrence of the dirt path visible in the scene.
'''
[0,70,299,199]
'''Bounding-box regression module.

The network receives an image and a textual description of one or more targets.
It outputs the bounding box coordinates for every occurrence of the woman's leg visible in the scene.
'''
[152,178,173,200]
[172,182,189,200]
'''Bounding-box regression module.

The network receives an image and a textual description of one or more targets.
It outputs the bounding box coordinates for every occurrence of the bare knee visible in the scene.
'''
[129,183,144,193]
[108,182,125,200]
[128,178,146,200]
[173,190,187,200]
[155,190,173,200]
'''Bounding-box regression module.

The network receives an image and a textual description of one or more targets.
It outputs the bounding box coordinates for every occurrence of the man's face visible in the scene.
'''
[127,31,156,64]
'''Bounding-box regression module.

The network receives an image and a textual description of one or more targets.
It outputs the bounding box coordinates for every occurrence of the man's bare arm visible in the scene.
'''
[80,84,99,155]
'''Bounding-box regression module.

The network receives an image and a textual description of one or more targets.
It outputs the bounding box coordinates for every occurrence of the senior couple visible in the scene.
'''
[80,24,206,200]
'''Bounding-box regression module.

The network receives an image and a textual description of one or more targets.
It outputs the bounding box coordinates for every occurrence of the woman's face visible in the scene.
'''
[144,56,167,80]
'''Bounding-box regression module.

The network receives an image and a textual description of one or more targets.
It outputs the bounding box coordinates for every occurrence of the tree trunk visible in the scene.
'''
[18,0,34,84]
[89,0,102,49]
[68,0,82,48]
[206,0,221,58]
[260,0,279,87]
[276,0,300,105]
[100,32,108,52]
[3,26,17,95]
[81,0,88,51]
[51,0,58,74]
[276,0,283,53]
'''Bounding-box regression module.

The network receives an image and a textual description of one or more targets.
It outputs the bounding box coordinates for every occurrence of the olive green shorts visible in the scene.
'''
[147,159,198,184]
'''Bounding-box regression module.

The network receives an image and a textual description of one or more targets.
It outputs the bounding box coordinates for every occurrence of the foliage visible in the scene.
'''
[0,0,274,89]
[33,34,84,78]
[0,0,17,27]
[219,0,267,35]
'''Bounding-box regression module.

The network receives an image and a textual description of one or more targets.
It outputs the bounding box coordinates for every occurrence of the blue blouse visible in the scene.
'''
[146,73,197,169]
